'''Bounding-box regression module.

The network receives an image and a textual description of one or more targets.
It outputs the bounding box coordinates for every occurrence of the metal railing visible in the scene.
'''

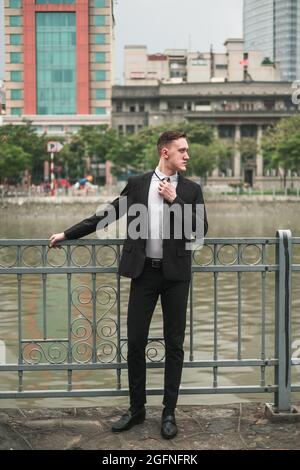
[204,186,300,198]
[0,230,298,411]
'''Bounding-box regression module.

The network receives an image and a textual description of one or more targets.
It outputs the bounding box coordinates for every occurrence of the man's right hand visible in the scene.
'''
[49,232,66,249]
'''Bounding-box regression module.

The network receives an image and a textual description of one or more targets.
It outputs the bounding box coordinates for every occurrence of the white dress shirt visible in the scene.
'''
[145,167,178,259]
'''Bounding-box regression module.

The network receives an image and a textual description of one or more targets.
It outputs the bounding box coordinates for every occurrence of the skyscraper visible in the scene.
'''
[4,0,114,133]
[244,0,299,81]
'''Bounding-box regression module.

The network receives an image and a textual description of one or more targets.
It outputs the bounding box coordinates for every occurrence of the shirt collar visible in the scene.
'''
[154,166,178,183]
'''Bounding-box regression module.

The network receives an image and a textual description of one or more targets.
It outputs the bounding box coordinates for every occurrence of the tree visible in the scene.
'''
[187,138,232,181]
[0,123,48,183]
[215,140,234,176]
[262,116,300,188]
[188,143,217,181]
[59,125,122,182]
[180,121,215,145]
[0,143,31,184]
[238,137,258,163]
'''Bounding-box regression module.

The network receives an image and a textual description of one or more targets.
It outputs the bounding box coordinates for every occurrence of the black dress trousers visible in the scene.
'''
[126,261,190,410]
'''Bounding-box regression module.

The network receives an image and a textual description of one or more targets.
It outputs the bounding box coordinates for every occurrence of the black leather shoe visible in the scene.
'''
[161,412,178,439]
[111,407,146,433]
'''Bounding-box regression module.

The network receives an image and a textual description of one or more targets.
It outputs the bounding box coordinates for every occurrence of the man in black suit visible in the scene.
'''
[49,130,208,439]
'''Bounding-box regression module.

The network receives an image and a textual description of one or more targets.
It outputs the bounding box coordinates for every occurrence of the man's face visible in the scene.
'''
[163,137,190,172]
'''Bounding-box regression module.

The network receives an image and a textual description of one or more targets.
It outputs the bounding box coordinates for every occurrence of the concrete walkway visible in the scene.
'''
[0,403,300,450]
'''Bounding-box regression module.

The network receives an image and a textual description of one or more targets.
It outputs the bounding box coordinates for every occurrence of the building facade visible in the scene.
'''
[3,0,114,134]
[112,81,298,188]
[124,39,281,86]
[244,0,300,81]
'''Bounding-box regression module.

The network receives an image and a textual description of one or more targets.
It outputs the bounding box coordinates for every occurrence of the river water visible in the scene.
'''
[0,200,299,408]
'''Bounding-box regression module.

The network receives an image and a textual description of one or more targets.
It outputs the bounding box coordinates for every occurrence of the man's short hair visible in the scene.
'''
[157,130,187,153]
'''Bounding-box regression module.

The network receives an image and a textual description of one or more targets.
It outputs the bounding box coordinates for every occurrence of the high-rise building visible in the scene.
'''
[0,80,5,114]
[4,0,114,134]
[244,0,300,81]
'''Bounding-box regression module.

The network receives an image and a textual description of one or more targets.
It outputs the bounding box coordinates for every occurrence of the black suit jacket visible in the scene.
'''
[64,171,208,281]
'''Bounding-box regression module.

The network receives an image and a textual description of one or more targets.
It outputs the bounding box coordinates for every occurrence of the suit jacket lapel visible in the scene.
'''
[176,172,188,201]
[140,171,154,207]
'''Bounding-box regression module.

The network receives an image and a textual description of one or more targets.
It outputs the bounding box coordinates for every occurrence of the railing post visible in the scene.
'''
[274,229,292,411]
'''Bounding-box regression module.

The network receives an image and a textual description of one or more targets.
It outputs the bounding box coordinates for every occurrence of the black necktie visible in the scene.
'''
[154,171,170,183]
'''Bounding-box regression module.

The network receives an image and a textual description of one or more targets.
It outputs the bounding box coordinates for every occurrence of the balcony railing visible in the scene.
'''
[0,230,298,411]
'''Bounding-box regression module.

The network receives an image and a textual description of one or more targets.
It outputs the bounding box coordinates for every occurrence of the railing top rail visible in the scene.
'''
[0,237,279,246]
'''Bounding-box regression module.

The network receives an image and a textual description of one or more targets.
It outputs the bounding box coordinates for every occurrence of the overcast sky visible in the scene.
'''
[113,0,243,83]
[0,0,243,82]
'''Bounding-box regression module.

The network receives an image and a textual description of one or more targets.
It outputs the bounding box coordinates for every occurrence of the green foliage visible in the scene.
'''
[238,137,258,163]
[0,142,31,183]
[261,57,274,66]
[189,141,226,179]
[215,140,234,174]
[0,120,226,183]
[262,116,300,187]
[0,122,48,183]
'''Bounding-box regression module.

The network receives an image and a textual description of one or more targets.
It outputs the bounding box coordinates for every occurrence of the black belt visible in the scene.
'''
[145,257,162,268]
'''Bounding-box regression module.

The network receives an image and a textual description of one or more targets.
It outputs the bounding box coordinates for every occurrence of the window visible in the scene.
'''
[36,12,76,115]
[52,70,74,82]
[94,15,105,26]
[218,125,235,139]
[36,12,75,27]
[95,70,106,81]
[9,0,21,7]
[94,34,105,45]
[126,125,135,134]
[94,0,106,6]
[139,104,145,112]
[68,126,80,133]
[10,34,22,45]
[11,71,22,81]
[168,101,184,110]
[118,125,123,134]
[95,52,105,63]
[11,89,22,100]
[10,52,22,63]
[95,107,106,114]
[9,16,22,26]
[116,103,122,112]
[11,107,22,115]
[96,88,106,99]
[241,125,257,138]
[191,58,208,66]
[129,105,135,113]
[264,100,275,110]
[32,125,44,133]
[48,125,64,132]
[195,100,211,111]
